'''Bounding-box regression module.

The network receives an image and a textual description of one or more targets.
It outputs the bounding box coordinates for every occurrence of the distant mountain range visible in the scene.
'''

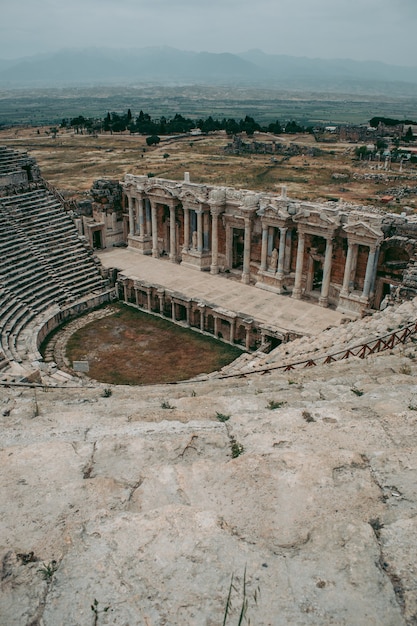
[1,47,417,94]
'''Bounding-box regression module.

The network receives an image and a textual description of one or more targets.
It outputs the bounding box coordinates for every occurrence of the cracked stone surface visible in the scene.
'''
[1,346,417,625]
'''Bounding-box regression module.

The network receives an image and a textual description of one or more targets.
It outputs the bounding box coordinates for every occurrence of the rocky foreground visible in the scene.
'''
[1,304,417,625]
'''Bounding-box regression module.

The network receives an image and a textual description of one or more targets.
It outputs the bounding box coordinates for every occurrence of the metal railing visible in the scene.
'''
[219,319,417,378]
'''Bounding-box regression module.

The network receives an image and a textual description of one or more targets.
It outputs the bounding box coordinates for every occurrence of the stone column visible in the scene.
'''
[284,229,292,274]
[260,225,268,271]
[229,318,235,344]
[196,209,203,253]
[241,217,252,285]
[203,212,210,250]
[169,204,177,263]
[146,201,152,237]
[370,247,380,297]
[199,308,205,332]
[267,227,274,256]
[183,207,190,253]
[292,231,305,299]
[135,287,140,307]
[157,289,164,315]
[138,196,144,237]
[210,208,220,274]
[151,201,159,258]
[128,195,134,236]
[245,326,251,350]
[214,316,219,337]
[185,303,191,327]
[277,227,287,276]
[146,289,152,312]
[349,244,359,289]
[340,241,355,296]
[319,237,333,307]
[361,245,378,300]
[171,300,176,320]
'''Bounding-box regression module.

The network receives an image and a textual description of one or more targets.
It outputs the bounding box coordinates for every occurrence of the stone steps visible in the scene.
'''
[0,189,110,368]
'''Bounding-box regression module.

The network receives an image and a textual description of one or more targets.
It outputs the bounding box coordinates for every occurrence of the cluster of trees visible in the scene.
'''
[369,116,416,142]
[60,110,311,137]
[369,116,417,128]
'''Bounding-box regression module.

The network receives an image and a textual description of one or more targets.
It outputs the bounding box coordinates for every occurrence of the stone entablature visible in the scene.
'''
[102,174,417,317]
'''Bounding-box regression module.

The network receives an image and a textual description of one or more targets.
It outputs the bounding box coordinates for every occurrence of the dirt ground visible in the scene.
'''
[64,305,242,385]
[1,126,416,211]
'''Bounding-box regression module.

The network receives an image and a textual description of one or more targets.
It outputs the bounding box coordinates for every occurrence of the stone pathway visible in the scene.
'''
[97,248,343,336]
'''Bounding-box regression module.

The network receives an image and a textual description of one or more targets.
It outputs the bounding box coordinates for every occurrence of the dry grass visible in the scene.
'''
[65,303,242,385]
[1,126,417,211]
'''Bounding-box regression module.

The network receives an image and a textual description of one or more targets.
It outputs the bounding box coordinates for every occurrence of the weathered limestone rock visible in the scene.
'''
[1,347,417,624]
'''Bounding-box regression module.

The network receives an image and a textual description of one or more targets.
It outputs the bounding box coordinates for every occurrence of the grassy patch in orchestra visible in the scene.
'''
[66,303,242,384]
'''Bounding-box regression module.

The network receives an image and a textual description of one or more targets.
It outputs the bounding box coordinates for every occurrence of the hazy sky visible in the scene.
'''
[2,0,415,65]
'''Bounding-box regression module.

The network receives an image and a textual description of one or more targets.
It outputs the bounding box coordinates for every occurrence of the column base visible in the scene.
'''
[318,296,328,308]
[210,264,219,275]
[292,288,302,300]
[336,292,366,317]
[241,273,250,285]
[128,235,152,254]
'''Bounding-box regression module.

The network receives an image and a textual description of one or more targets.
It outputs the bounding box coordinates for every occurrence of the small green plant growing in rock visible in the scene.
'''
[102,387,112,398]
[223,566,260,625]
[351,388,364,396]
[369,517,384,539]
[400,364,411,375]
[230,435,244,458]
[38,560,57,581]
[91,598,110,626]
[191,390,197,397]
[216,412,231,422]
[161,400,174,409]
[267,400,286,410]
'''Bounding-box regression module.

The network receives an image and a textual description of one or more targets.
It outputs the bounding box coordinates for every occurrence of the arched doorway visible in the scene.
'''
[92,230,102,249]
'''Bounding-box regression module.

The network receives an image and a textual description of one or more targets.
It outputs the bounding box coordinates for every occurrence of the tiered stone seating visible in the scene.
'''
[229,296,417,376]
[0,146,26,175]
[0,187,110,365]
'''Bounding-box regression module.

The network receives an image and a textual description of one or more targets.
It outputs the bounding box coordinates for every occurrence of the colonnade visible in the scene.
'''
[119,277,288,352]
[123,177,385,317]
[340,241,380,301]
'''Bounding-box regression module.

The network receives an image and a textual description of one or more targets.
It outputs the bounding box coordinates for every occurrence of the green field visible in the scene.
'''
[1,85,417,126]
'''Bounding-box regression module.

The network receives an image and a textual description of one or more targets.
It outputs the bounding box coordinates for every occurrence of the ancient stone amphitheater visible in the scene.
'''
[1,147,417,625]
